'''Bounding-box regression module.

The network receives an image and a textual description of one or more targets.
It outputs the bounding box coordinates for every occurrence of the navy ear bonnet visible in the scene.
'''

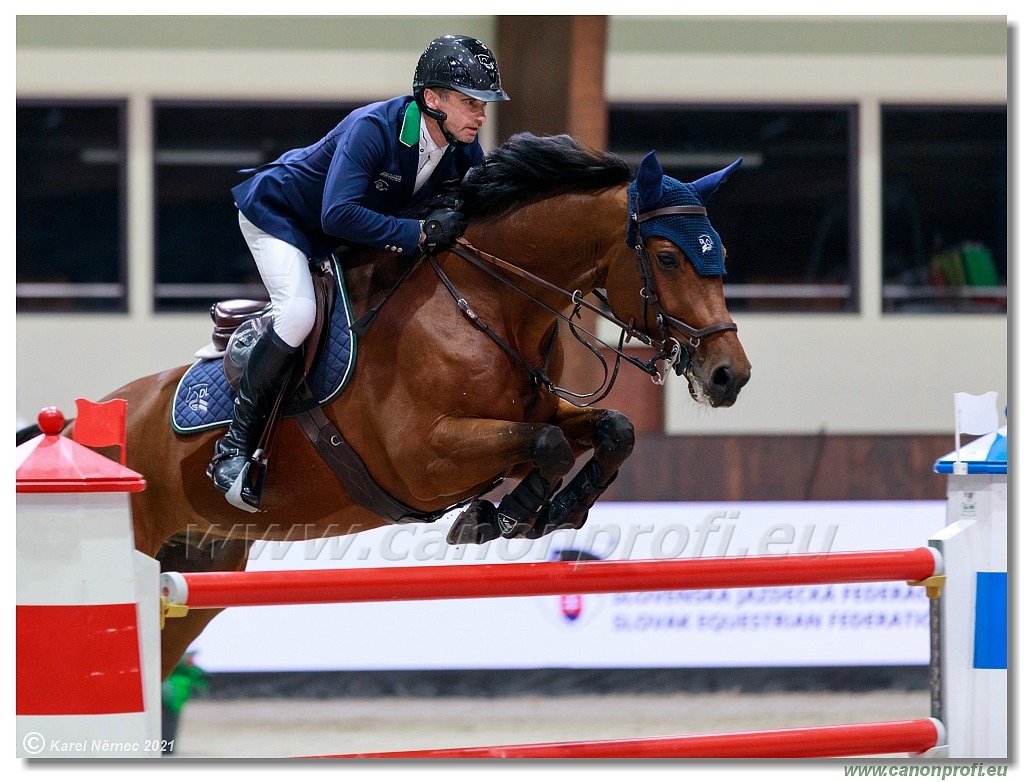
[627,152,742,276]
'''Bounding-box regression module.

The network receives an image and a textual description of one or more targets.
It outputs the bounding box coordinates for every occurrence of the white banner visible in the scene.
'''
[187,501,944,671]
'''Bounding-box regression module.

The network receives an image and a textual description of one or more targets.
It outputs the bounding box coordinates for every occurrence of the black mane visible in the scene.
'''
[458,133,632,220]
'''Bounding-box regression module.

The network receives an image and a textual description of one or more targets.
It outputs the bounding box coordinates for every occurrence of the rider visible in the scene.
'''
[208,34,510,509]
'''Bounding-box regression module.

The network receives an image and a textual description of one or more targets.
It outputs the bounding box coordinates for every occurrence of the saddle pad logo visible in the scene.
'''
[698,234,715,254]
[186,383,210,413]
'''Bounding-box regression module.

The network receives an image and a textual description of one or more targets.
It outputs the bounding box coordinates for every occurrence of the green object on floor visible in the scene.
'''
[162,651,209,714]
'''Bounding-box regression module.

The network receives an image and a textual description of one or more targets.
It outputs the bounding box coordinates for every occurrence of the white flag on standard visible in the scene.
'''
[954,391,1000,436]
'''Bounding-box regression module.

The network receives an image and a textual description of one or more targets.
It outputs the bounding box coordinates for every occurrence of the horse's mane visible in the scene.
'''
[458,133,632,220]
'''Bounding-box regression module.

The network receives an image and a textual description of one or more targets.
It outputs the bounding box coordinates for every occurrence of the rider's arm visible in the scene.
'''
[321,117,422,255]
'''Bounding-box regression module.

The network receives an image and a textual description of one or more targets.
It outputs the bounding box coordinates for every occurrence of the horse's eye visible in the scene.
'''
[656,252,679,269]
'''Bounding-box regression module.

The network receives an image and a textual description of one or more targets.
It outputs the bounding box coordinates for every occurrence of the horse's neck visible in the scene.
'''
[340,186,628,321]
[478,187,628,295]
[341,248,409,319]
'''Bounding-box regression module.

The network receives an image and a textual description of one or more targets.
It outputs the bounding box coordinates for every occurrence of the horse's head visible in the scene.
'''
[605,151,751,408]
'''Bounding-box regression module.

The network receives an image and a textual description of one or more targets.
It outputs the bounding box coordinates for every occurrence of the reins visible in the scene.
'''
[430,245,628,407]
[349,203,738,409]
[450,239,657,350]
[430,206,737,407]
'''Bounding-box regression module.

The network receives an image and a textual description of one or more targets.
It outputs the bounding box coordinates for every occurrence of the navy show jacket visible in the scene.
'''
[232,95,484,259]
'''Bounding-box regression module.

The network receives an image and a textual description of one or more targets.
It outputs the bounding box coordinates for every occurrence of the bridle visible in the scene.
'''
[423,202,737,407]
[629,203,739,371]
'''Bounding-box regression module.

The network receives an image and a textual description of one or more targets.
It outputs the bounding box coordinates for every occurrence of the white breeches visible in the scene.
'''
[238,211,316,348]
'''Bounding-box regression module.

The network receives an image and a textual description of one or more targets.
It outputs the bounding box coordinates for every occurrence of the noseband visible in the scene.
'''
[630,204,738,376]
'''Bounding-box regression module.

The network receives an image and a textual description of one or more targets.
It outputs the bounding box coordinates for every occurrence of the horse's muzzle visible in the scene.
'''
[709,360,751,407]
[688,358,751,408]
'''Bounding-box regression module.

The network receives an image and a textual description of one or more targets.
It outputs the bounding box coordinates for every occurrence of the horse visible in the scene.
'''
[73,133,751,678]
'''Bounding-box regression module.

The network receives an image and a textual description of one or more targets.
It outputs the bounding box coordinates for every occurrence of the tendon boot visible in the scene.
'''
[495,470,553,538]
[530,460,617,538]
[207,326,297,511]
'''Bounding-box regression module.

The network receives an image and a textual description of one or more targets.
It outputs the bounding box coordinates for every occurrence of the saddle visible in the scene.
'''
[200,277,328,394]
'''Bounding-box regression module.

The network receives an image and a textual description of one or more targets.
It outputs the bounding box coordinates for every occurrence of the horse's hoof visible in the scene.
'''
[447,500,500,545]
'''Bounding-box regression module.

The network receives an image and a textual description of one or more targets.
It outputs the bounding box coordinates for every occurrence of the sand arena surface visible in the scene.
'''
[168,690,930,759]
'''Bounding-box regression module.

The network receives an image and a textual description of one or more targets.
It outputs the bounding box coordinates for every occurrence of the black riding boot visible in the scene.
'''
[207,326,297,510]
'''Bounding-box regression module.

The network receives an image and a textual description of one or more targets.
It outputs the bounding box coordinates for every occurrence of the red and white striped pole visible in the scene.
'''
[16,404,159,758]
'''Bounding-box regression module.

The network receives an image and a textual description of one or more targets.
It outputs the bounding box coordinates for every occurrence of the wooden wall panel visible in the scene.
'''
[495,15,607,148]
[600,434,952,502]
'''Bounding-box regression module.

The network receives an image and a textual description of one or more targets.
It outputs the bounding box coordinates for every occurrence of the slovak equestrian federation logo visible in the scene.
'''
[559,593,584,622]
[535,548,608,629]
[699,234,715,254]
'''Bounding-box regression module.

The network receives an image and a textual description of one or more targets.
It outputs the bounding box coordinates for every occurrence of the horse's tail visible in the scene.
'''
[16,424,41,445]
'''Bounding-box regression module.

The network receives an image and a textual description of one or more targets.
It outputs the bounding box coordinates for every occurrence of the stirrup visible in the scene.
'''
[225,459,266,513]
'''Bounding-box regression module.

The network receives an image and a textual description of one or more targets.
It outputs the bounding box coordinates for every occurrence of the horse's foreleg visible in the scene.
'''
[531,407,635,538]
[428,419,575,545]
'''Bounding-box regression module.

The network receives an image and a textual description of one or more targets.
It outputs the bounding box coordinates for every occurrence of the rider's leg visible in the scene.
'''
[207,324,296,493]
[207,212,315,504]
[238,212,317,351]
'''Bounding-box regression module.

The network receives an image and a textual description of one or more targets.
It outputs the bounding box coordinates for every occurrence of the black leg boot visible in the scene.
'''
[495,469,554,539]
[207,326,297,510]
[529,460,617,538]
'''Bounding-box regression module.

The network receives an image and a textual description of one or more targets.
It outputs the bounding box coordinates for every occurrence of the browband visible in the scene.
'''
[635,205,707,222]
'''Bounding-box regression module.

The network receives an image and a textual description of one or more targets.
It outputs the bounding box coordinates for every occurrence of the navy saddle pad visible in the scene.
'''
[171,265,356,434]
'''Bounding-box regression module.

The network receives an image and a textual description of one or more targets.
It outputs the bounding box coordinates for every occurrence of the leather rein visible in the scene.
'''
[428,204,738,408]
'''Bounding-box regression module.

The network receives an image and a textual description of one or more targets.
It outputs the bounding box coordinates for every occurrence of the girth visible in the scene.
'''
[289,385,458,525]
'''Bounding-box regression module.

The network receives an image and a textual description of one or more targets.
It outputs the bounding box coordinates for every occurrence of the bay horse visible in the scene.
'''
[85,133,751,677]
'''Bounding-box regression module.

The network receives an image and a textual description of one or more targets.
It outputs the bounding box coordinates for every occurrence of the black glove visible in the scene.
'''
[419,209,468,253]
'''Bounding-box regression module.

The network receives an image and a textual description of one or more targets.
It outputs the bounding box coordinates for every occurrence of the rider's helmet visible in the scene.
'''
[413,35,509,136]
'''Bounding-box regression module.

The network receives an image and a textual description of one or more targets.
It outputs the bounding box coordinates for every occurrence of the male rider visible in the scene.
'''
[208,35,509,510]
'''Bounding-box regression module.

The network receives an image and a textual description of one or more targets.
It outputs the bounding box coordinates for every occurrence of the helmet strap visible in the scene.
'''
[416,93,466,148]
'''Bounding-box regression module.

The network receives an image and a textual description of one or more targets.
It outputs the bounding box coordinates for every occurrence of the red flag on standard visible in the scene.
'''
[73,397,128,465]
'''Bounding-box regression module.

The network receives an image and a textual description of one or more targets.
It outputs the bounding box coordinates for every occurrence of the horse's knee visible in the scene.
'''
[531,425,575,479]
[596,411,635,459]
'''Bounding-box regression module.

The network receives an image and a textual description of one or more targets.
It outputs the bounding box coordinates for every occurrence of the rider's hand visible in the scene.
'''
[419,209,468,253]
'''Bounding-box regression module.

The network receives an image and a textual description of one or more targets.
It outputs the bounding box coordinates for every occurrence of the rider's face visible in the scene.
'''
[425,89,487,145]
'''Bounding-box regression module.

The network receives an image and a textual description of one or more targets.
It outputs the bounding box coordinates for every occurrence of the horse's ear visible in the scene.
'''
[692,157,743,203]
[635,151,664,207]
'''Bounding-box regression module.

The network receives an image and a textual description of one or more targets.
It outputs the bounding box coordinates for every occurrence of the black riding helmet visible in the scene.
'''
[413,35,509,143]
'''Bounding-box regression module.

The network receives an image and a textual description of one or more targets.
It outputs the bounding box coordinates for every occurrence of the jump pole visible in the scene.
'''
[311,718,945,759]
[160,547,941,610]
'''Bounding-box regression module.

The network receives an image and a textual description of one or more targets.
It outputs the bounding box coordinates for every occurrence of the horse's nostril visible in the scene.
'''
[712,365,733,389]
